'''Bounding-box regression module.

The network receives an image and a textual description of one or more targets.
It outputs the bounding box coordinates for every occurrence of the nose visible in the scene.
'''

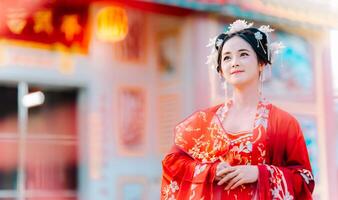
[231,55,240,68]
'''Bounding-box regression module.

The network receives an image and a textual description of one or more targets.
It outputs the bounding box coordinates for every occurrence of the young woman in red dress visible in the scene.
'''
[161,20,314,200]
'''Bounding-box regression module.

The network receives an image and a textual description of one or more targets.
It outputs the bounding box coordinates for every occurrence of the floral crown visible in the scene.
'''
[206,20,284,72]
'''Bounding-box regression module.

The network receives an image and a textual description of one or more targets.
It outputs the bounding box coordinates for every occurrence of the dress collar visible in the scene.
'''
[215,97,270,134]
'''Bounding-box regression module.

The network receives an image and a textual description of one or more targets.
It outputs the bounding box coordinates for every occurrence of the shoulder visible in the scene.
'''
[268,104,301,134]
[173,104,221,147]
[202,103,223,113]
[269,104,299,125]
[173,104,226,163]
[175,104,222,127]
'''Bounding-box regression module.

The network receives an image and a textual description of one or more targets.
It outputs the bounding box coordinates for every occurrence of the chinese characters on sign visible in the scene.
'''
[0,4,89,52]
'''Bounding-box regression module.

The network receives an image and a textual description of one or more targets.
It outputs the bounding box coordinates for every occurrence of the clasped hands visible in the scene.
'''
[215,162,259,190]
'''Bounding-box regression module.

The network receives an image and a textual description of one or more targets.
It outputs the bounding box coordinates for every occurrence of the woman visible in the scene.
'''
[161,20,314,200]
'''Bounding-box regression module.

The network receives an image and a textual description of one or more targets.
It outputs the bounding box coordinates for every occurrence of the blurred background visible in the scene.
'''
[0,0,337,199]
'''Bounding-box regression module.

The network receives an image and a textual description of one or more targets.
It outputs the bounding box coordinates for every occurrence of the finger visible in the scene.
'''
[230,179,245,190]
[216,162,230,173]
[217,169,239,186]
[215,175,222,181]
[216,166,236,177]
[224,173,242,190]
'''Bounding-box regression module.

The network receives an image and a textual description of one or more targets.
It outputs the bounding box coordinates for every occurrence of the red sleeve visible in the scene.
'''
[161,145,220,200]
[257,108,315,200]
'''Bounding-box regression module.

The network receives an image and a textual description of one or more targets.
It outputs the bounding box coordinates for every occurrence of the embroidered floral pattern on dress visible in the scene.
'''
[226,141,253,165]
[174,98,270,164]
[266,165,294,200]
[164,98,314,200]
[257,143,267,164]
[162,180,179,200]
[255,100,270,129]
[174,111,230,163]
[297,169,314,184]
[175,114,199,146]
[216,99,270,166]
[193,164,207,177]
[189,184,197,200]
[189,184,205,200]
[218,98,270,132]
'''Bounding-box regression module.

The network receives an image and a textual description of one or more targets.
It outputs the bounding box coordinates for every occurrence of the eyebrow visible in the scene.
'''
[223,49,250,55]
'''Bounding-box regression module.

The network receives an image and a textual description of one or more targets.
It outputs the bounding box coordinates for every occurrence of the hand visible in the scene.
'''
[216,165,258,190]
[215,162,230,181]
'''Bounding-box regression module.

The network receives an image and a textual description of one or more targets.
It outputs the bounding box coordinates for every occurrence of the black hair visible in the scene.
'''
[215,28,271,74]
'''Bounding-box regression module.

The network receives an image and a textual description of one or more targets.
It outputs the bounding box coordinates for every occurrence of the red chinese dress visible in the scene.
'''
[161,99,314,200]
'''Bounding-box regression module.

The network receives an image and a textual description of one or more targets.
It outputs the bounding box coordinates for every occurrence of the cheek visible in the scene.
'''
[222,64,230,79]
[221,63,231,75]
[241,56,255,64]
[242,57,259,70]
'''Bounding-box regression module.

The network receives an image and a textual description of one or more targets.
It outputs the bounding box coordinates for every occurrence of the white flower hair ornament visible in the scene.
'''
[205,36,221,74]
[226,20,253,34]
[269,41,285,63]
[206,20,285,74]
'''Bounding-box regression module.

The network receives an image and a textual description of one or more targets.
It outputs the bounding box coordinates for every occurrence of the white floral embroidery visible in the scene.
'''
[162,180,179,200]
[194,164,207,177]
[298,169,314,184]
[170,181,179,193]
[255,117,268,129]
[198,111,207,122]
[168,195,176,200]
[257,143,266,164]
[189,184,197,200]
[284,193,294,200]
[255,105,269,129]
[233,141,252,153]
[266,165,294,200]
[257,105,269,118]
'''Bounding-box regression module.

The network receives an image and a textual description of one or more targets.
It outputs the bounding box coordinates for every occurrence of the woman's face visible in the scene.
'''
[220,36,262,87]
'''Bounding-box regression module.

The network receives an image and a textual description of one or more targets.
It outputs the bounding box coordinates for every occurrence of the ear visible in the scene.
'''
[259,63,265,72]
[217,66,224,75]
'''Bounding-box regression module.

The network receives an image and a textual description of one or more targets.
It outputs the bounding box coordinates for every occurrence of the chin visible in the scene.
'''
[230,79,258,88]
[229,77,249,85]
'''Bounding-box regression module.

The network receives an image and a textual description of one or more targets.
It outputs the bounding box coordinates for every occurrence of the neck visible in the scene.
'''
[229,80,260,109]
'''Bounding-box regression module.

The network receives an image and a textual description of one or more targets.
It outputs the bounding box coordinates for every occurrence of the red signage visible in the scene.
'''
[0,1,89,52]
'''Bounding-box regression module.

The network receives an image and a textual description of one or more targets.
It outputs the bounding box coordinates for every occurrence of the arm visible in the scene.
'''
[161,145,220,200]
[257,114,315,200]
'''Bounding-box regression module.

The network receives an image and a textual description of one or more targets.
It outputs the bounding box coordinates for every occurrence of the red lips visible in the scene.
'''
[230,70,245,75]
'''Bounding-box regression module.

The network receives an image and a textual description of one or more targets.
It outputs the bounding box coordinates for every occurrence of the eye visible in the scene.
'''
[223,56,231,61]
[240,52,249,57]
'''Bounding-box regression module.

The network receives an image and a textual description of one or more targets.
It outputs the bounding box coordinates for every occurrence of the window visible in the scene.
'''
[0,84,78,200]
[0,85,18,199]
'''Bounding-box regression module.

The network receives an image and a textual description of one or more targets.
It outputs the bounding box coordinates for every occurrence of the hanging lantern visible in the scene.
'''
[96,6,128,43]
